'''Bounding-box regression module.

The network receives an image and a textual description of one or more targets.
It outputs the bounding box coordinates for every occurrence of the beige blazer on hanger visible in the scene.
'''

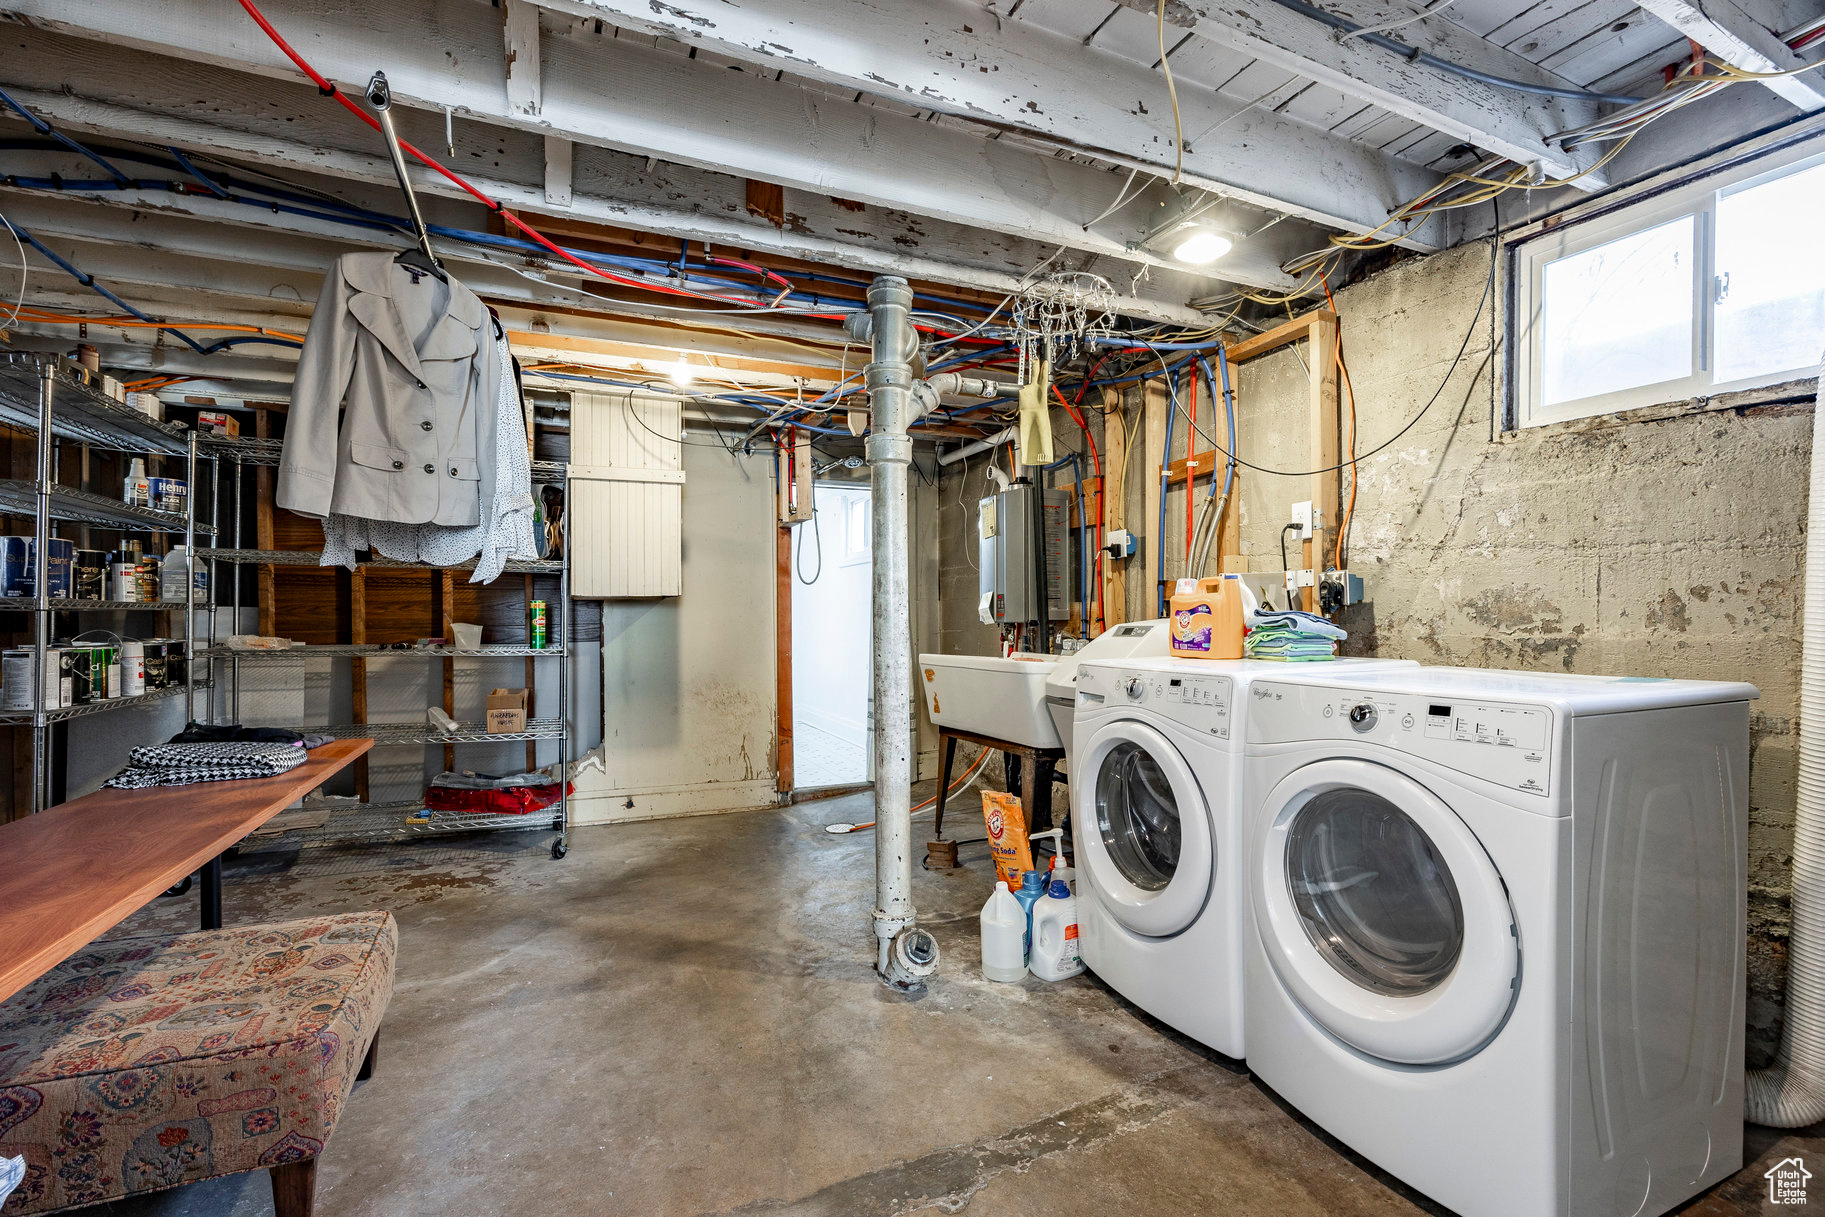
[277,252,498,527]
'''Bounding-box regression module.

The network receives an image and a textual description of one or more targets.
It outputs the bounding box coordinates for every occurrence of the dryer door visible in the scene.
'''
[1075,718,1213,938]
[1253,757,1518,1065]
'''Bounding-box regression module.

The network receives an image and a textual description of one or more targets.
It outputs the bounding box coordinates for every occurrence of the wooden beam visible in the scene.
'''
[1635,0,1825,111]
[1227,310,1337,364]
[1101,387,1127,629]
[503,0,543,118]
[1174,0,1606,181]
[1305,315,1341,613]
[0,4,1296,298]
[440,570,456,775]
[349,569,369,803]
[531,0,1449,245]
[1143,379,1169,619]
[542,135,573,208]
[254,407,276,639]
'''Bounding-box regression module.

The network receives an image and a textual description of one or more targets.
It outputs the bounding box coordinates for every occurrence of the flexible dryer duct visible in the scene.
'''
[1748,361,1825,1126]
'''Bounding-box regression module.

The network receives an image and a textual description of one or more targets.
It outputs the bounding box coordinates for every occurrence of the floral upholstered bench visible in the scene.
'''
[0,911,395,1216]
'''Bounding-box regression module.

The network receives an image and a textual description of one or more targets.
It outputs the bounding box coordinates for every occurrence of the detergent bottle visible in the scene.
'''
[980,881,1028,983]
[1013,870,1048,962]
[1029,877,1085,981]
[1170,575,1245,660]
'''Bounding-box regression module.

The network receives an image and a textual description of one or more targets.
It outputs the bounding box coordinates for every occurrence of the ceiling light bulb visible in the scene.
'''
[667,359,694,389]
[1171,228,1233,265]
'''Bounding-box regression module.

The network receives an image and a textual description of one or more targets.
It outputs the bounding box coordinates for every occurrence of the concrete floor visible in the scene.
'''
[87,788,1825,1217]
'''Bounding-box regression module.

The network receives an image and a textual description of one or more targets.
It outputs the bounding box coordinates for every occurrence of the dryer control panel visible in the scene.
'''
[1081,666,1233,740]
[1249,682,1554,796]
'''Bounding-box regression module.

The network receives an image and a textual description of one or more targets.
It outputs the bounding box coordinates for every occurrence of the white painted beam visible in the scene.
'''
[543,135,573,208]
[1634,0,1825,110]
[0,72,1219,324]
[1177,0,1608,180]
[0,0,1308,291]
[531,0,1551,209]
[503,0,543,117]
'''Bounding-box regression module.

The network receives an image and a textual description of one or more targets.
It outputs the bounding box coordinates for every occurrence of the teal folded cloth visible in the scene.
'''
[1244,622,1338,661]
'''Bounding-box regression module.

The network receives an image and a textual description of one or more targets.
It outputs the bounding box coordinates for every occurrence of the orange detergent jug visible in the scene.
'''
[1170,575,1244,660]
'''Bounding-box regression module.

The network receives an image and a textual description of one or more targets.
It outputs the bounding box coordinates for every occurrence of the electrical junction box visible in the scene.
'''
[978,484,1068,625]
[1105,528,1137,559]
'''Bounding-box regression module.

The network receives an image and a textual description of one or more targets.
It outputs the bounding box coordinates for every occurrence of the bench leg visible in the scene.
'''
[270,1158,316,1217]
[358,1030,379,1081]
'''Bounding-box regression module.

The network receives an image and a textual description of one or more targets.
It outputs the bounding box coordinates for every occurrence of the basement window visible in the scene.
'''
[1512,144,1825,428]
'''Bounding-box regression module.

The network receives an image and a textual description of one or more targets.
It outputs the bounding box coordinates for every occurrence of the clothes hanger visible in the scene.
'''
[365,71,448,285]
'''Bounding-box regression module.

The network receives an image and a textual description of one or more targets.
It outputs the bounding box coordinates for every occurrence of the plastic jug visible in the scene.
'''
[1030,878,1085,981]
[1013,870,1047,961]
[160,546,206,604]
[980,881,1028,983]
[1170,574,1244,660]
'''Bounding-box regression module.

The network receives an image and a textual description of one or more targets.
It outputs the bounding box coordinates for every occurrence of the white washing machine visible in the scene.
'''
[1043,619,1170,774]
[1071,655,1415,1058]
[1242,667,1757,1217]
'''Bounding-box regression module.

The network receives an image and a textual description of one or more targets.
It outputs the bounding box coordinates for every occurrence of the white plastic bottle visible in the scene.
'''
[980,881,1028,983]
[160,546,205,603]
[1029,878,1085,981]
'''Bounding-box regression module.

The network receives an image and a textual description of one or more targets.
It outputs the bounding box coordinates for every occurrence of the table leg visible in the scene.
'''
[932,734,958,841]
[1020,748,1041,845]
[200,855,222,931]
[1035,755,1057,838]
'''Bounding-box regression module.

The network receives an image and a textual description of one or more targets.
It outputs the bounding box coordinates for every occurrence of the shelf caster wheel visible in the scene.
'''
[551,837,569,860]
[162,876,193,898]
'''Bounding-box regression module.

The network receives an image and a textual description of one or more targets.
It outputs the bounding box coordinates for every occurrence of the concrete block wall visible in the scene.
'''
[1233,239,1810,1067]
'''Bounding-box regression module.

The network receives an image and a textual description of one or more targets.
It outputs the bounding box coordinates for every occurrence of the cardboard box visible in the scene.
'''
[485,687,528,734]
[196,410,240,437]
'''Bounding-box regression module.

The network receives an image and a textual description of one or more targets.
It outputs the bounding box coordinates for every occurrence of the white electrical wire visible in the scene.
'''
[1338,0,1463,41]
[0,210,27,329]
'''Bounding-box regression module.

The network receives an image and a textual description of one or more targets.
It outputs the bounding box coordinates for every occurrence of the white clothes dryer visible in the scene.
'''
[1070,655,1415,1059]
[1241,667,1756,1217]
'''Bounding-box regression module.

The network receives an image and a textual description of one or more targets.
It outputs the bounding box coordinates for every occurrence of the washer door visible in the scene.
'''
[1253,758,1518,1065]
[1075,719,1213,938]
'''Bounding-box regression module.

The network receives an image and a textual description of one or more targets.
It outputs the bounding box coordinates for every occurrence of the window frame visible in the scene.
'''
[1510,138,1825,429]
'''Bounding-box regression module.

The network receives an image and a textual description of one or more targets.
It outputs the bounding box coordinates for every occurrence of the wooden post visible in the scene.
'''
[1100,387,1126,628]
[1305,315,1341,612]
[1142,378,1168,620]
[523,573,538,771]
[775,524,794,794]
[439,570,455,774]
[254,408,276,638]
[350,569,369,803]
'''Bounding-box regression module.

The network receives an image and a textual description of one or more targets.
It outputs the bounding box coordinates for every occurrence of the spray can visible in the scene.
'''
[529,600,549,649]
[120,639,145,696]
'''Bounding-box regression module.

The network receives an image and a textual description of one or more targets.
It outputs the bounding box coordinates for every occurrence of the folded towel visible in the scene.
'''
[1244,621,1340,662]
[1246,607,1348,641]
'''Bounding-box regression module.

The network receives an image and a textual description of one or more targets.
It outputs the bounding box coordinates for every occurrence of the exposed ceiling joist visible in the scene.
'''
[1167,0,1608,181]
[0,0,1300,298]
[1633,0,1825,110]
[531,0,1447,246]
[0,75,1212,327]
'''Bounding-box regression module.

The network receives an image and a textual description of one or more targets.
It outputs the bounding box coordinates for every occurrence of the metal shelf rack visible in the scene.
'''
[0,353,209,811]
[201,418,573,859]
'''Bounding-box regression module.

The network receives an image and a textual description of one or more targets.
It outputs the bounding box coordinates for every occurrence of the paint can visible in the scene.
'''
[142,640,169,689]
[112,561,140,603]
[119,639,146,697]
[64,647,96,705]
[2,647,68,711]
[529,600,548,649]
[74,550,108,601]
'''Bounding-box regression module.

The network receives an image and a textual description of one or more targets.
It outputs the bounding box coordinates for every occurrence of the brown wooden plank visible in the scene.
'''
[254,408,277,638]
[0,738,373,1006]
[775,523,793,794]
[441,571,456,773]
[1142,378,1168,618]
[1225,309,1336,364]
[1308,314,1341,611]
[350,569,369,802]
[1100,386,1126,629]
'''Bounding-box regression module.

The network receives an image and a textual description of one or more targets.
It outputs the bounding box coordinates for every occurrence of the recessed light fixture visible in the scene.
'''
[1170,225,1234,265]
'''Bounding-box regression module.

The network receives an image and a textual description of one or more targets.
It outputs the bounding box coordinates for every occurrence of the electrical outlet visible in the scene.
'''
[1290,501,1317,540]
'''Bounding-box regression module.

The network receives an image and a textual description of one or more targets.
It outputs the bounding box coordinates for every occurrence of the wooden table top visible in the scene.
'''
[0,737,373,1006]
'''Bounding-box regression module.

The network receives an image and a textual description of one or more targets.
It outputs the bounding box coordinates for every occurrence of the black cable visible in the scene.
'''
[1165,242,1499,479]
[795,509,822,585]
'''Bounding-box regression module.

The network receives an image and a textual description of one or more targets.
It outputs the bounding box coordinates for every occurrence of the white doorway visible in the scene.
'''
[791,483,872,788]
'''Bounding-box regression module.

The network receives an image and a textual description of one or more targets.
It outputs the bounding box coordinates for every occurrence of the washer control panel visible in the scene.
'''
[1250,682,1554,796]
[1080,667,1233,740]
